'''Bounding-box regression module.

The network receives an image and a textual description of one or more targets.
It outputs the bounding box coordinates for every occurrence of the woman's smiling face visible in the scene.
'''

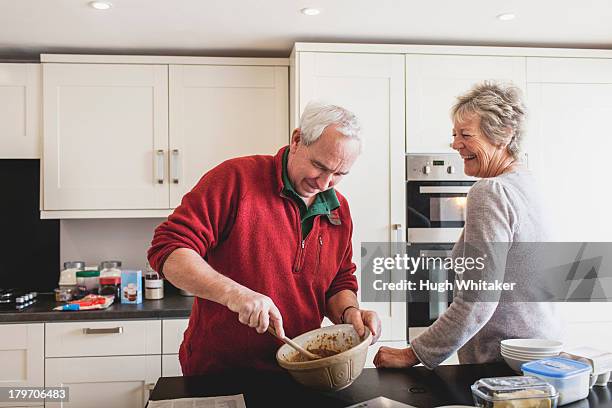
[451,113,512,178]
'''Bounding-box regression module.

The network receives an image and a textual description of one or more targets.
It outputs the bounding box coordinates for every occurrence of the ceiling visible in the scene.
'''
[1,0,611,59]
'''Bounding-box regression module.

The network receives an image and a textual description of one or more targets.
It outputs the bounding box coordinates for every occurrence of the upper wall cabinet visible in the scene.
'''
[0,63,41,158]
[169,65,288,207]
[405,54,526,153]
[41,58,288,218]
[43,63,170,212]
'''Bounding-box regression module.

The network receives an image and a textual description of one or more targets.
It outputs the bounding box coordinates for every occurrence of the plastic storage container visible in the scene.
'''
[76,270,100,293]
[522,357,591,405]
[471,376,558,408]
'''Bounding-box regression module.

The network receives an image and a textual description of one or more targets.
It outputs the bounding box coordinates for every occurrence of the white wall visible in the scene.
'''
[60,218,165,271]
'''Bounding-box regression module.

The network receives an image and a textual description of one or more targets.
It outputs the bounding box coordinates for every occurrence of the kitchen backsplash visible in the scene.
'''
[60,218,165,273]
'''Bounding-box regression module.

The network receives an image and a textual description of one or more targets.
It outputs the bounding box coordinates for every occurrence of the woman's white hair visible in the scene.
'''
[299,101,362,146]
[452,81,526,159]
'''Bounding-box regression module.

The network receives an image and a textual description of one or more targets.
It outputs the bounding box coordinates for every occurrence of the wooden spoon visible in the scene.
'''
[268,326,322,360]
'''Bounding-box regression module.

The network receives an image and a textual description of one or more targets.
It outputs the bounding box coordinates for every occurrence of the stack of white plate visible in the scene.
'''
[501,339,563,373]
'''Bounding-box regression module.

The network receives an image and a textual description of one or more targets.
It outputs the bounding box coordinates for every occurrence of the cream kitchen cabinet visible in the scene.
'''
[293,50,407,341]
[0,64,41,159]
[525,57,612,344]
[525,57,612,242]
[405,54,526,153]
[41,56,289,218]
[42,63,170,214]
[169,65,288,207]
[44,320,162,408]
[45,355,160,408]
[161,318,189,376]
[0,324,44,408]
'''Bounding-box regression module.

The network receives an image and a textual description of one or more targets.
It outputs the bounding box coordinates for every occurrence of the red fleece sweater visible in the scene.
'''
[147,146,358,375]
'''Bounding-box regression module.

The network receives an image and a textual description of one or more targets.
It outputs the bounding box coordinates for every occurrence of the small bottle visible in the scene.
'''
[145,262,164,300]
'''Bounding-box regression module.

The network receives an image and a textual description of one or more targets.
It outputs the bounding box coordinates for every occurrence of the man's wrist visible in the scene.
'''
[340,305,359,323]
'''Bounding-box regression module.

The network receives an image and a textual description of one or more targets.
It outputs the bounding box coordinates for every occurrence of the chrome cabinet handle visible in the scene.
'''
[82,327,123,335]
[171,149,180,184]
[155,149,165,184]
[392,223,404,242]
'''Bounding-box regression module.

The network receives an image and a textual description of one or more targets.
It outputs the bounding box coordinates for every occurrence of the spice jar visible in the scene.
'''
[145,267,164,300]
[99,277,121,299]
[54,287,73,302]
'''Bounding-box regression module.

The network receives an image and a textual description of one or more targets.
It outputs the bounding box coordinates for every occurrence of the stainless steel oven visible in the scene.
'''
[405,154,475,341]
[406,154,475,244]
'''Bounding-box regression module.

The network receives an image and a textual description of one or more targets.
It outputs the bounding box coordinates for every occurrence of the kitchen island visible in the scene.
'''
[149,362,612,407]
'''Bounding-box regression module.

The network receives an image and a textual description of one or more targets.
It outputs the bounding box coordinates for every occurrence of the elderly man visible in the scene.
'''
[148,101,381,375]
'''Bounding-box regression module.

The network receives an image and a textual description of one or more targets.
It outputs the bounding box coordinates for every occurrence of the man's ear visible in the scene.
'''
[289,129,301,152]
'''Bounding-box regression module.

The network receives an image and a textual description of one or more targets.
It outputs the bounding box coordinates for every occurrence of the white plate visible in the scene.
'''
[501,346,561,357]
[501,354,530,373]
[501,350,559,360]
[501,339,563,352]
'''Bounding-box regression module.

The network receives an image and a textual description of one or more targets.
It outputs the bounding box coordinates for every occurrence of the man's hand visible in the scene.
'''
[343,307,382,345]
[373,346,419,369]
[225,287,285,338]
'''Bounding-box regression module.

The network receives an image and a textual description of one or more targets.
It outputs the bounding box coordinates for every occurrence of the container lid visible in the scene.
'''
[63,261,85,269]
[522,357,592,378]
[100,277,121,285]
[471,376,558,402]
[76,270,100,278]
[99,260,122,269]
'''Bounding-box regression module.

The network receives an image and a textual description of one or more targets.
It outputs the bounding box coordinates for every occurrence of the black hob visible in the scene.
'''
[0,289,38,311]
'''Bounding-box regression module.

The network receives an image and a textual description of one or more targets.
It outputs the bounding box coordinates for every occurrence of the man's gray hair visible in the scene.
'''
[451,81,526,159]
[299,101,361,146]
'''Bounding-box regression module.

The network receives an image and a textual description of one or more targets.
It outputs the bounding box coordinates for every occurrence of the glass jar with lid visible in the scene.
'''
[99,277,121,299]
[59,261,85,288]
[145,262,164,300]
[99,260,122,278]
[76,270,100,293]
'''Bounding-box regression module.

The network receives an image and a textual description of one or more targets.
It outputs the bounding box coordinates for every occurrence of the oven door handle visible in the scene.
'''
[419,186,472,194]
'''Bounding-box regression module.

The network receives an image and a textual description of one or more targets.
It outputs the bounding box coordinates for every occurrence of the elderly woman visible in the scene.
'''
[374,81,561,369]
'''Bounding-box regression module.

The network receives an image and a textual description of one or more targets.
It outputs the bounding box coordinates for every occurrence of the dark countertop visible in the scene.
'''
[150,363,612,408]
[0,292,193,323]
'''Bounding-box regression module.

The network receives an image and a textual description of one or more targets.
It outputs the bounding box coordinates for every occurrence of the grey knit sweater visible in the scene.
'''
[410,165,562,369]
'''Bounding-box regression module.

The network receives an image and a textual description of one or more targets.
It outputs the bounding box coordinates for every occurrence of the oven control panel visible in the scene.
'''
[406,154,474,181]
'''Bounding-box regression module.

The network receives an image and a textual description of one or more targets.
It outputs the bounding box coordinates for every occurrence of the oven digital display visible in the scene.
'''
[433,160,445,166]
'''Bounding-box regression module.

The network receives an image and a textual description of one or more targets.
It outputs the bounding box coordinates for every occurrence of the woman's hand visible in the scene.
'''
[374,346,420,368]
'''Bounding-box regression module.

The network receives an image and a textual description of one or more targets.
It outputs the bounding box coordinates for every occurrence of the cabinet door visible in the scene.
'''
[298,52,406,341]
[526,58,612,241]
[405,54,526,153]
[45,355,161,408]
[169,65,288,207]
[43,63,169,210]
[0,64,40,158]
[526,57,612,336]
[0,324,44,408]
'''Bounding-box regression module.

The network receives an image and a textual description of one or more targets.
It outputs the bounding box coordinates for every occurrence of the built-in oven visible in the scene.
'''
[405,244,455,340]
[406,153,475,244]
[405,154,475,341]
